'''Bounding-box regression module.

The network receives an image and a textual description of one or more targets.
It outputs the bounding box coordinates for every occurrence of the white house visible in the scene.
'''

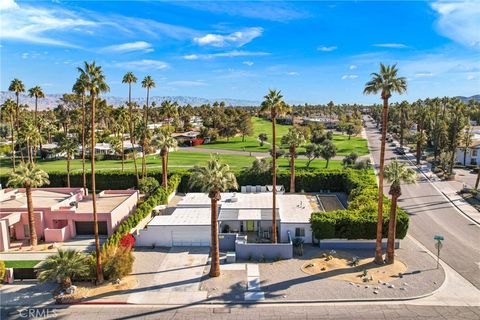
[135,191,315,247]
[455,140,480,166]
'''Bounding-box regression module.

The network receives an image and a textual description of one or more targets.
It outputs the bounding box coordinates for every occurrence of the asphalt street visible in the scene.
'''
[364,116,480,289]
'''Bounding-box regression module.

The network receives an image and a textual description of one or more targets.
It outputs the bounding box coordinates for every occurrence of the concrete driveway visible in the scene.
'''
[127,247,210,304]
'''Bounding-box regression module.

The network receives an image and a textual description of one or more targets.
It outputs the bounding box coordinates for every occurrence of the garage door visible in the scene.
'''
[75,221,108,235]
[172,231,210,247]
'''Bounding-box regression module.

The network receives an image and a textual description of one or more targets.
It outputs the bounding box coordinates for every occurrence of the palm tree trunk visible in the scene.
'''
[271,114,278,243]
[81,93,87,194]
[161,150,168,188]
[475,167,480,190]
[90,93,104,284]
[142,89,149,179]
[375,97,389,265]
[464,148,467,166]
[400,109,404,148]
[128,86,140,186]
[27,141,32,164]
[416,127,422,165]
[290,147,295,193]
[209,195,220,277]
[386,193,399,264]
[67,154,71,188]
[121,135,125,172]
[25,185,38,246]
[34,97,38,127]
[11,115,15,171]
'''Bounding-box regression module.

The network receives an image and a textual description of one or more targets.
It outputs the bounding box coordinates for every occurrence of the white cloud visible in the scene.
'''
[431,1,480,48]
[286,72,299,76]
[243,61,254,66]
[467,74,476,80]
[194,27,263,47]
[182,50,269,60]
[414,72,435,78]
[341,75,358,80]
[21,52,29,59]
[115,59,169,71]
[317,46,337,52]
[0,1,97,47]
[168,80,207,87]
[100,41,153,53]
[372,43,408,48]
[349,65,357,70]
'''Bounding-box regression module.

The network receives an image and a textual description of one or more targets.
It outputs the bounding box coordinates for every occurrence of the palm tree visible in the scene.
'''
[398,101,409,148]
[7,163,49,246]
[19,122,40,164]
[260,89,291,243]
[8,79,25,143]
[383,160,416,264]
[2,99,16,170]
[113,107,129,172]
[364,63,407,264]
[122,72,140,185]
[77,61,110,284]
[152,132,178,188]
[28,86,45,127]
[189,156,238,277]
[73,74,89,194]
[281,127,305,193]
[59,135,78,188]
[160,100,178,126]
[141,76,155,178]
[37,249,90,288]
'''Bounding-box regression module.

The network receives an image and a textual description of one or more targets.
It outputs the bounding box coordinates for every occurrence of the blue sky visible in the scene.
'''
[1,0,479,104]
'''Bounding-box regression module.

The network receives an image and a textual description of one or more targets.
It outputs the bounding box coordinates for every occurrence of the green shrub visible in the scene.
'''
[100,244,134,281]
[138,177,160,195]
[0,260,5,283]
[310,169,409,240]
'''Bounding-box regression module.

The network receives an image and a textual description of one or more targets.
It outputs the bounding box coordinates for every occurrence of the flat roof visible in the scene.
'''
[75,193,132,213]
[277,194,313,223]
[149,207,211,226]
[0,190,72,209]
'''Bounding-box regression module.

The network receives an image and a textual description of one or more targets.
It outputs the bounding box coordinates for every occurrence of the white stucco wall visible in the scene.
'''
[134,225,211,247]
[280,223,312,243]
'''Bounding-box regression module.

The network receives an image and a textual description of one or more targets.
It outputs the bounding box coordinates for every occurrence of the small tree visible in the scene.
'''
[37,249,90,288]
[258,133,268,146]
[343,152,359,167]
[138,177,160,196]
[320,140,337,168]
[383,160,416,264]
[305,144,321,168]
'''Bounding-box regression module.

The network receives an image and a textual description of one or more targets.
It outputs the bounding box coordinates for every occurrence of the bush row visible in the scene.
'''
[310,170,409,240]
[103,174,181,248]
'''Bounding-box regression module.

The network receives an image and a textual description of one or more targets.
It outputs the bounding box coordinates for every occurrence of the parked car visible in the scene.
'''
[395,147,406,155]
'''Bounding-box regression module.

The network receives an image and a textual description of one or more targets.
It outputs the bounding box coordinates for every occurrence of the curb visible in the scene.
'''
[439,191,480,226]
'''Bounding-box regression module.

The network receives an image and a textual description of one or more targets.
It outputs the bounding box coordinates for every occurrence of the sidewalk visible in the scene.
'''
[404,153,480,224]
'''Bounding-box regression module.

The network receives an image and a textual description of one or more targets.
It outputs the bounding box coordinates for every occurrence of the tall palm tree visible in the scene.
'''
[281,127,305,193]
[28,86,45,127]
[113,107,129,172]
[260,89,291,243]
[189,156,238,277]
[77,61,110,284]
[59,135,78,188]
[73,74,89,194]
[2,99,17,170]
[7,163,49,246]
[398,100,409,148]
[19,122,40,164]
[141,76,155,178]
[37,249,90,288]
[8,79,25,143]
[383,160,416,264]
[122,72,140,184]
[160,100,178,126]
[364,63,407,264]
[152,131,178,188]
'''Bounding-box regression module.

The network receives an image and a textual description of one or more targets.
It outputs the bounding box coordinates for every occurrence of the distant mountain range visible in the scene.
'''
[0,91,261,110]
[456,95,480,103]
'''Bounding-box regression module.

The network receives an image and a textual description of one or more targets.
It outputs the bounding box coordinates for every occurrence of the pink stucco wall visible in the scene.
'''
[44,226,71,242]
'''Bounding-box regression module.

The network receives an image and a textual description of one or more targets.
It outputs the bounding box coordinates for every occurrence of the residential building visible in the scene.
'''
[0,188,138,251]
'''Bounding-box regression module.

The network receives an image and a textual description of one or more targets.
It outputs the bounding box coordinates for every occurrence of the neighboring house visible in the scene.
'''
[455,140,480,166]
[135,189,315,248]
[302,117,339,129]
[41,142,67,159]
[0,188,138,251]
[172,131,201,146]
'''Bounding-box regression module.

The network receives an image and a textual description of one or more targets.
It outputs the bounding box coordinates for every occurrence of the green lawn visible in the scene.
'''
[0,151,256,175]
[4,260,41,268]
[196,117,369,156]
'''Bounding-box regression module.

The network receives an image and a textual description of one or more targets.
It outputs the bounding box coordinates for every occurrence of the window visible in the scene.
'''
[473,149,478,157]
[295,228,305,237]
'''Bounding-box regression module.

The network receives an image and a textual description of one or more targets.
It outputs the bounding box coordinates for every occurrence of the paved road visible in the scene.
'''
[364,116,480,289]
[2,304,479,319]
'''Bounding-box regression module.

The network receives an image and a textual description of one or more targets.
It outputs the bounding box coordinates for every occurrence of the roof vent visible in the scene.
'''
[231,193,238,202]
[11,193,23,200]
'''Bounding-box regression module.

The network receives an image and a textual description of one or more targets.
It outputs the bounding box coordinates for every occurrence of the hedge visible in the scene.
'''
[103,174,181,248]
[310,170,409,240]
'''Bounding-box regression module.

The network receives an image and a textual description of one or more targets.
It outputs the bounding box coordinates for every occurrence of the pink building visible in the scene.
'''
[0,188,138,252]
